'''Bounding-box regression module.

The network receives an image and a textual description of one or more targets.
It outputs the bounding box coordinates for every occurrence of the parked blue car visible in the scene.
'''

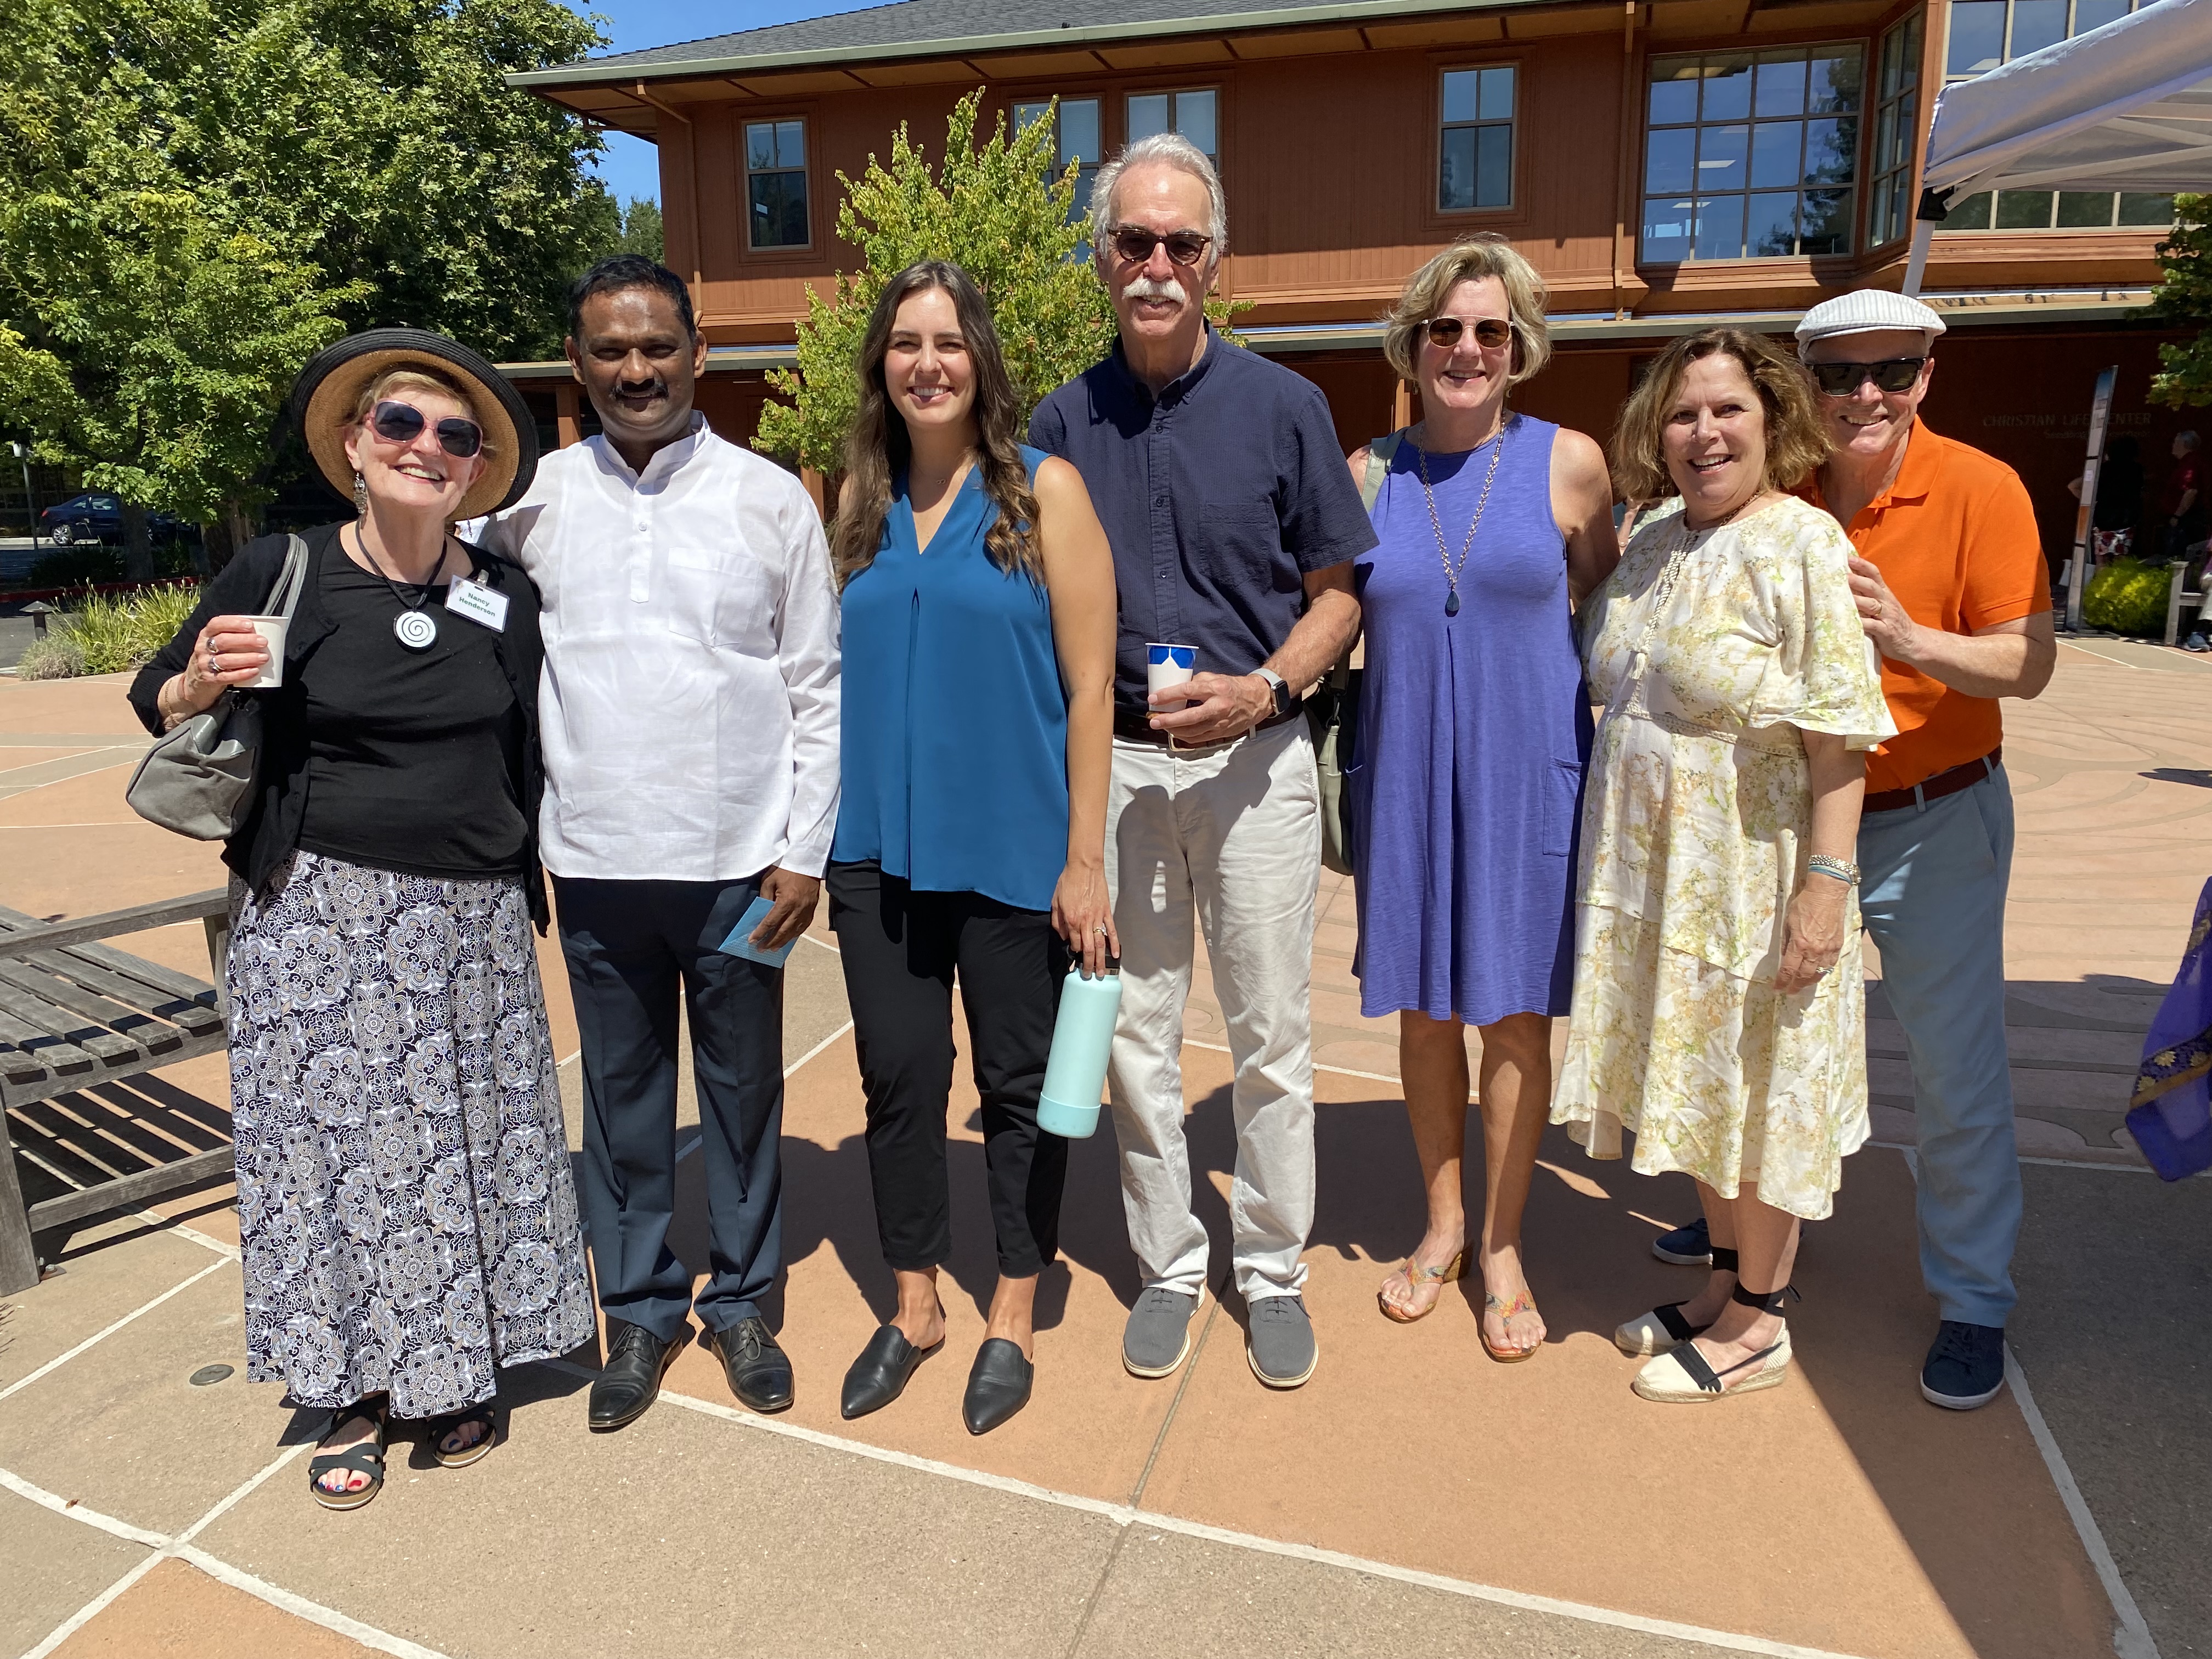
[37,494,187,546]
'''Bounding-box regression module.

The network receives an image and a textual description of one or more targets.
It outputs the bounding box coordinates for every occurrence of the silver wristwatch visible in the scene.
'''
[1255,667,1294,719]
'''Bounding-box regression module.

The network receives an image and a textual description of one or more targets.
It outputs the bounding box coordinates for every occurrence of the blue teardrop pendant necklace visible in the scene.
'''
[1414,416,1506,617]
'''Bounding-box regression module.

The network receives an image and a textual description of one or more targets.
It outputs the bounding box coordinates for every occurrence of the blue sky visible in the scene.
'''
[567,1,880,204]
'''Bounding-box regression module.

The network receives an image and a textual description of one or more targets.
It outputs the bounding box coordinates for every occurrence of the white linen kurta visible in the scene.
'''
[1549,495,1894,1220]
[475,416,840,881]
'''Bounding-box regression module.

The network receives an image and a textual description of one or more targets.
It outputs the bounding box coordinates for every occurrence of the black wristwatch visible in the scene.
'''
[1256,667,1295,719]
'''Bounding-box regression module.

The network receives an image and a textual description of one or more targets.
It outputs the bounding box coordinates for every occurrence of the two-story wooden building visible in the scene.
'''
[508,0,2197,559]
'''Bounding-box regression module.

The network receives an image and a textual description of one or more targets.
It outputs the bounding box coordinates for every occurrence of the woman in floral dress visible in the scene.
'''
[1551,328,1891,1404]
[131,333,591,1506]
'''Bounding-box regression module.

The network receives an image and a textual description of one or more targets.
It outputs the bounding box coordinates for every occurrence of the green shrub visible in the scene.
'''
[20,542,198,588]
[14,634,87,679]
[53,582,202,674]
[2081,558,2174,636]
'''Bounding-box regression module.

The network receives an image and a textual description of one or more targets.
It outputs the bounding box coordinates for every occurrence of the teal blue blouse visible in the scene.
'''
[831,447,1069,912]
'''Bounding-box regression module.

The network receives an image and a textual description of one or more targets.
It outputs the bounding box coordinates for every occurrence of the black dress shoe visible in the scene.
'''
[840,1324,940,1420]
[709,1316,794,1414]
[589,1319,680,1431]
[961,1338,1033,1436]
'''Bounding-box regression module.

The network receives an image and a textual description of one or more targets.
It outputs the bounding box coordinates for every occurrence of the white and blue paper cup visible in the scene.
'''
[1146,642,1196,703]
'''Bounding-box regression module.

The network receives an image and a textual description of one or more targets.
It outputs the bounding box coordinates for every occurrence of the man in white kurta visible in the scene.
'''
[477,256,838,1429]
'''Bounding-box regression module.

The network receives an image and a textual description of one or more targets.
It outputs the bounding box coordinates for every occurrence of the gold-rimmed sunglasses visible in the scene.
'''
[1424,317,1513,350]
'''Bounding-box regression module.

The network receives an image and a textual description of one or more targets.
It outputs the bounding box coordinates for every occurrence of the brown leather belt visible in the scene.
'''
[1113,702,1304,748]
[1863,747,2001,814]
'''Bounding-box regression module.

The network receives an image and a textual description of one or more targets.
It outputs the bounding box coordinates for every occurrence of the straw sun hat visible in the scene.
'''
[287,327,539,522]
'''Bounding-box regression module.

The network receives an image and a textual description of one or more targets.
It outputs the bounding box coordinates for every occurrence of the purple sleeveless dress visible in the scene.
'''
[1347,414,1591,1024]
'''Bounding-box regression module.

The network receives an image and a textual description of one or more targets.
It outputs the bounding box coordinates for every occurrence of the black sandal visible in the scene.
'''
[308,1404,388,1511]
[1611,1247,1741,1356]
[425,1401,498,1469]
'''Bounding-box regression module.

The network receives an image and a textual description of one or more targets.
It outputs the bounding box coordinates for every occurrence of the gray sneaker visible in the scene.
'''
[1122,1285,1202,1379]
[1246,1294,1318,1389]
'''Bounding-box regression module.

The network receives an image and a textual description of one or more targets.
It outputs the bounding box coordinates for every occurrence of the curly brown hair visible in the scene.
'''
[1609,328,1829,505]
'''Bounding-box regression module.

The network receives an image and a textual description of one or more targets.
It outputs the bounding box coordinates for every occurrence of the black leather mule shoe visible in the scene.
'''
[961,1339,1034,1436]
[589,1320,680,1431]
[840,1324,940,1420]
[709,1316,794,1414]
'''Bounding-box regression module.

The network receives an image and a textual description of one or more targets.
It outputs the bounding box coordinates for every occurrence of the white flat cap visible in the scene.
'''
[1795,288,1948,345]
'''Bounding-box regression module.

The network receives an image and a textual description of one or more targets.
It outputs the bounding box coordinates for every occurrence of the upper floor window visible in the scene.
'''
[1867,13,1923,247]
[1940,0,2171,230]
[1013,98,1103,223]
[745,120,809,250]
[1641,46,1863,263]
[1439,66,1516,212]
[1127,88,1217,161]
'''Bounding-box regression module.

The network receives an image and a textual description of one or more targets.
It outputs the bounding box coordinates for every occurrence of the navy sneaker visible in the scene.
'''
[1921,1320,2007,1409]
[2186,630,2210,653]
[1651,1216,1712,1266]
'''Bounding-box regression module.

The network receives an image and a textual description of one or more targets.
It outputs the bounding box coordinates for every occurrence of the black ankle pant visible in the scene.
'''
[827,862,1069,1277]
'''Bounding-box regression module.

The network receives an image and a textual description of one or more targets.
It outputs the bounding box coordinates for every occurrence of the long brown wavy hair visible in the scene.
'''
[832,260,1041,588]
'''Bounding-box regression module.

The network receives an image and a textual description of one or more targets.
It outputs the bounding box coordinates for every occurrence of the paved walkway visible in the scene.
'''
[1,643,2207,1659]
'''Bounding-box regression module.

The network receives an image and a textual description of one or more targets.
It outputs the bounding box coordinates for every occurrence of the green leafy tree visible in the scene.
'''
[616,196,665,263]
[0,0,612,571]
[2149,194,2212,407]
[756,90,1243,474]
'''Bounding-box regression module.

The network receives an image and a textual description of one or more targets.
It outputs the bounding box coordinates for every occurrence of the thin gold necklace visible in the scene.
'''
[1412,414,1508,618]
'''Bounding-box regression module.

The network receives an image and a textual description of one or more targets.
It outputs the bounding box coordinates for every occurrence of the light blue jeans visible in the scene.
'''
[1857,766,2022,1328]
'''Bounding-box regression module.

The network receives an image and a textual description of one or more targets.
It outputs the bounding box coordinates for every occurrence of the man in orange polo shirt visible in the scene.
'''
[1804,289,2055,1409]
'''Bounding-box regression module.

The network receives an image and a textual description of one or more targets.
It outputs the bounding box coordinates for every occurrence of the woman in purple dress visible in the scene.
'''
[1346,237,1617,1359]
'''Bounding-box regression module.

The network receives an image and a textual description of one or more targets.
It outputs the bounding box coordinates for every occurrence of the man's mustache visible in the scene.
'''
[1122,276,1183,303]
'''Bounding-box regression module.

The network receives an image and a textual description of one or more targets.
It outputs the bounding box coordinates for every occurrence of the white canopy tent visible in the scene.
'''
[1904,0,2212,294]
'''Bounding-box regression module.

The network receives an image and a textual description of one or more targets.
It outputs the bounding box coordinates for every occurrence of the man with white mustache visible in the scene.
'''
[1029,134,1375,1391]
[1651,289,2056,1412]
[476,256,840,1430]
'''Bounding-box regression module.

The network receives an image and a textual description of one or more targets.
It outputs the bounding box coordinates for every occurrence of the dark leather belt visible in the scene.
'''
[1113,701,1304,748]
[1864,747,2000,814]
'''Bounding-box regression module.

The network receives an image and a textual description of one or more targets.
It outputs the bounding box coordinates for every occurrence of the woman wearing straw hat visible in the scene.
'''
[129,329,590,1509]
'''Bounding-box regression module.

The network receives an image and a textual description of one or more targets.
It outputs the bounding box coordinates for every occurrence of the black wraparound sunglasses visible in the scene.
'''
[1810,357,1927,397]
[369,399,484,458]
[1107,225,1214,267]
[1425,316,1513,350]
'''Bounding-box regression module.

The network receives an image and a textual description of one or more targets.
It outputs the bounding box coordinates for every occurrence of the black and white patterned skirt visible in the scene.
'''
[225,850,593,1418]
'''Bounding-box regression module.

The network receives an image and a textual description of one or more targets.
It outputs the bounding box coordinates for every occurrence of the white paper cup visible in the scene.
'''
[244,616,286,689]
[1147,642,1196,748]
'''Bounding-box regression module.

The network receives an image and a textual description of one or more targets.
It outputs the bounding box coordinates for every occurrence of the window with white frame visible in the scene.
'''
[744,120,809,249]
[1126,88,1217,161]
[1867,13,1923,247]
[1013,97,1103,224]
[1941,0,2172,229]
[1641,46,1864,263]
[1439,66,1516,212]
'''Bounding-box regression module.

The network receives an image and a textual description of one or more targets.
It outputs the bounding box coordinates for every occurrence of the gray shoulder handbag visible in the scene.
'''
[1310,434,1397,877]
[126,535,311,840]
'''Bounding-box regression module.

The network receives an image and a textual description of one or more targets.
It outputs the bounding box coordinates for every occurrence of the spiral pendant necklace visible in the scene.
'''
[1414,419,1506,617]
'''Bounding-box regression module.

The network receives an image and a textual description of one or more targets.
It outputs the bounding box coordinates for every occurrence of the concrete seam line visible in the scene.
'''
[0,1465,172,1547]
[2003,1350,2163,1659]
[0,1257,229,1404]
[171,1545,454,1659]
[785,1018,855,1078]
[19,1550,165,1659]
[535,1359,1871,1658]
[1181,1035,1400,1085]
[173,1440,313,1547]
[800,932,842,955]
[133,1208,243,1260]
[1121,1510,1880,1659]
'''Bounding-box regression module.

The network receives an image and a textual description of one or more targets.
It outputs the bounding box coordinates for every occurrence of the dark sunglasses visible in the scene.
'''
[1810,357,1927,397]
[1425,317,1513,350]
[1107,225,1214,268]
[369,400,484,458]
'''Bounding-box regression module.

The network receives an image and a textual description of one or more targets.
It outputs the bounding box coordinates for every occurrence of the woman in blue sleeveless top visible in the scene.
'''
[827,261,1118,1435]
[1347,239,1618,1361]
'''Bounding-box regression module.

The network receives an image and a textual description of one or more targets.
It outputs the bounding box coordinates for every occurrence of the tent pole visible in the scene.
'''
[1902,221,1937,296]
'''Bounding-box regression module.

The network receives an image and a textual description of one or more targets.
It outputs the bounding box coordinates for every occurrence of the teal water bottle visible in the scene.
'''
[1036,966,1121,1139]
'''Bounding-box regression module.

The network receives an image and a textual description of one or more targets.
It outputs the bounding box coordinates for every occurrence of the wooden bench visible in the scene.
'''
[2169,558,2208,647]
[0,890,232,1294]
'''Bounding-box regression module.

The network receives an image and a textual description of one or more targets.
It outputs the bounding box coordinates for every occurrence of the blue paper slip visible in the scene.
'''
[718,897,797,967]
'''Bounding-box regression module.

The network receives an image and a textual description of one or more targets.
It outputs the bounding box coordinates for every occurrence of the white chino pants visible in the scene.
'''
[1103,718,1319,1303]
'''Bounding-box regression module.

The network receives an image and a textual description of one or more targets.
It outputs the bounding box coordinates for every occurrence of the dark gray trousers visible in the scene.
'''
[553,874,785,1341]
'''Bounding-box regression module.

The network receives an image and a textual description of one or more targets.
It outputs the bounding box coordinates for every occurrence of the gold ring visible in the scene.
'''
[1093,924,1110,936]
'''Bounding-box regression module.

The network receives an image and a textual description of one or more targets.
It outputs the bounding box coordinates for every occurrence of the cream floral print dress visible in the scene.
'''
[1550,494,1893,1221]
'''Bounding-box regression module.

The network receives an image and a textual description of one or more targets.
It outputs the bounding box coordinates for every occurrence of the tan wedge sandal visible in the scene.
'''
[1377,1250,1464,1324]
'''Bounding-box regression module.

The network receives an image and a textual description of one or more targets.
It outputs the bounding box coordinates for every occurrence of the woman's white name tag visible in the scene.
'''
[445,578,509,632]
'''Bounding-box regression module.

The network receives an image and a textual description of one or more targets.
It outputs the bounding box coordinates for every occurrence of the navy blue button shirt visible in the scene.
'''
[1029,328,1377,708]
